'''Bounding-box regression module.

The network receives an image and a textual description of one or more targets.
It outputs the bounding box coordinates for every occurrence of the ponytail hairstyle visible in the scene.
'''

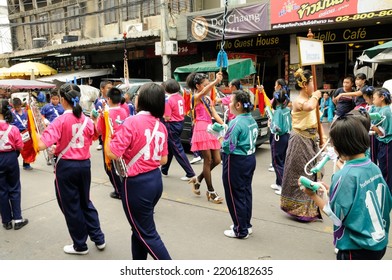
[186,72,208,91]
[229,79,242,91]
[0,99,13,123]
[233,90,253,113]
[59,83,82,118]
[272,89,290,109]
[276,78,290,97]
[374,87,391,105]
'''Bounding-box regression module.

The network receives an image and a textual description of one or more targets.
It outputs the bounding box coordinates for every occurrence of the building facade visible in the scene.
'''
[0,0,391,92]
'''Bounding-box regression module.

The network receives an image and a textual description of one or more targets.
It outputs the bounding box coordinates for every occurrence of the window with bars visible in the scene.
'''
[121,0,140,20]
[38,13,49,36]
[104,0,117,24]
[168,0,192,13]
[29,15,37,38]
[142,0,159,17]
[68,5,80,30]
[51,8,64,34]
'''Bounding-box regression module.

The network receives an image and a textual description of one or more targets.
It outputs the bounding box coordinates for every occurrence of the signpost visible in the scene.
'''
[297,29,325,147]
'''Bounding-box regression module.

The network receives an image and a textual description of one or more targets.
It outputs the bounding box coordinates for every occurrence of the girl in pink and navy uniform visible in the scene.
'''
[187,72,225,203]
[92,87,128,199]
[38,83,105,255]
[0,99,29,230]
[106,82,171,260]
[161,79,195,180]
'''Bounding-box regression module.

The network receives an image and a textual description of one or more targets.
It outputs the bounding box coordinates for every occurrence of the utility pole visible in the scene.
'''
[160,0,171,81]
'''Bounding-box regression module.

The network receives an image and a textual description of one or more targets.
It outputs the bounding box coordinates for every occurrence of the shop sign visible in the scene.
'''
[299,26,388,43]
[271,0,392,30]
[187,3,268,42]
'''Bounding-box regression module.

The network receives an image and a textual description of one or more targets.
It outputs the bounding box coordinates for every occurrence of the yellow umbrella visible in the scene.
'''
[0,67,10,79]
[7,61,57,77]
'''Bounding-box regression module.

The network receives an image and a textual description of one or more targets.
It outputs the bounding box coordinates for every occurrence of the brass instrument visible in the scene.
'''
[29,96,55,165]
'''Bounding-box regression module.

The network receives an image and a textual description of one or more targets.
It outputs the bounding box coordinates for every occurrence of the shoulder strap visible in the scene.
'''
[125,120,159,170]
[201,96,212,117]
[13,111,26,129]
[0,125,13,149]
[56,116,89,163]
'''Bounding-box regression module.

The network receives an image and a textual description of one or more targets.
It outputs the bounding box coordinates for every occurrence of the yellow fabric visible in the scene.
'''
[26,105,39,153]
[103,109,112,170]
[292,109,318,131]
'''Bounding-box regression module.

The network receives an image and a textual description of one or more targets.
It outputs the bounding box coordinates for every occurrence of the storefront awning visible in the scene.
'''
[173,59,256,81]
[0,78,56,90]
[37,68,113,83]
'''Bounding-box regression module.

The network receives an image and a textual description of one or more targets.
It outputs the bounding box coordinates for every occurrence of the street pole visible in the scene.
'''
[160,0,171,81]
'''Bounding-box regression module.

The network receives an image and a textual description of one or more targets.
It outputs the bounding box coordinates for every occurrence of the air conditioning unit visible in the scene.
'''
[50,39,62,46]
[155,41,178,55]
[126,23,143,33]
[62,35,78,43]
[32,37,47,48]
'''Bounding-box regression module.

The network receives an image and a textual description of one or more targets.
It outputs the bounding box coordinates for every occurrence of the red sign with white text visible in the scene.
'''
[271,0,392,29]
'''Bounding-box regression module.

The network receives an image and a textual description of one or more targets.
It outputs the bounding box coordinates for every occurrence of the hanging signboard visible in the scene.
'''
[187,3,269,42]
[271,0,392,30]
[297,37,325,66]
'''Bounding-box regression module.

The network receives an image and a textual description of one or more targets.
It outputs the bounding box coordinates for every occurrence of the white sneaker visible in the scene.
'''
[275,186,282,195]
[180,176,194,181]
[270,184,281,190]
[224,229,249,239]
[230,224,253,235]
[63,244,89,255]
[96,144,102,151]
[96,242,106,250]
[334,248,339,254]
[190,156,202,164]
[268,167,275,172]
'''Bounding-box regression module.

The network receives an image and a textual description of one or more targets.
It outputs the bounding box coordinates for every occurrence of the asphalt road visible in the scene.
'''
[1,136,391,260]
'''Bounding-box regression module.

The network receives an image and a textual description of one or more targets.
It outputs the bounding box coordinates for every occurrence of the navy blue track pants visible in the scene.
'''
[55,159,105,251]
[222,153,256,238]
[122,168,171,260]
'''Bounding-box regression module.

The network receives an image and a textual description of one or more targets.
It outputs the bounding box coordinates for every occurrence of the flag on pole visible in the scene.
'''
[183,88,192,116]
[254,87,271,116]
[102,105,112,170]
[210,86,217,102]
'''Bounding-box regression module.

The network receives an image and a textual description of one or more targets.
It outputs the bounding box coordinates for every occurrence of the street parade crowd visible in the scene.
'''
[0,68,391,260]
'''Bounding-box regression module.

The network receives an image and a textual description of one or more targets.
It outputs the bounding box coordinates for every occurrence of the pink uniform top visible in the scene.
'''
[40,110,94,160]
[109,111,168,177]
[194,97,213,123]
[164,93,184,122]
[97,106,128,134]
[0,121,23,152]
[120,102,130,116]
[220,95,235,121]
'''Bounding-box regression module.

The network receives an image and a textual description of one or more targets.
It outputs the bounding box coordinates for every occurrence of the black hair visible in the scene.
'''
[294,68,312,91]
[59,83,82,118]
[344,75,355,85]
[355,73,367,81]
[50,89,60,98]
[12,97,22,107]
[107,87,122,105]
[272,89,290,109]
[276,78,290,97]
[0,99,13,123]
[363,86,375,98]
[137,82,165,118]
[230,79,241,90]
[164,79,180,94]
[233,90,253,113]
[330,110,370,157]
[186,72,208,91]
[100,80,112,90]
[374,87,391,105]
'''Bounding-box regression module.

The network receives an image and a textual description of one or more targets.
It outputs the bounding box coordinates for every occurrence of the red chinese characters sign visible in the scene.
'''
[271,0,392,29]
